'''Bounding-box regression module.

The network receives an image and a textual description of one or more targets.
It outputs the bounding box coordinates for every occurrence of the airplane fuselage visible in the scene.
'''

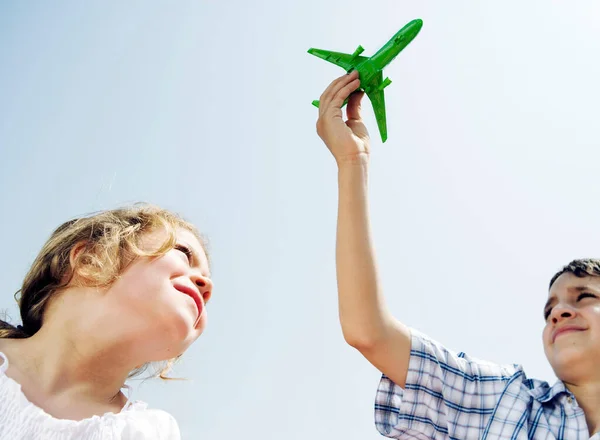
[354,59,378,92]
[371,20,422,70]
[354,19,422,91]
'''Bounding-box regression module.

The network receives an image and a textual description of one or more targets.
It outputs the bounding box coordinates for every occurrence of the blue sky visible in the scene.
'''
[2,1,600,438]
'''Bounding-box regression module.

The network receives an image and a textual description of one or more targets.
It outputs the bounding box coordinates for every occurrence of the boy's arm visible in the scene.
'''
[316,71,411,387]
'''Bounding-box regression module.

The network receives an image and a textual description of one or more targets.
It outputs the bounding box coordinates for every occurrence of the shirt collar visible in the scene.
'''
[528,379,572,403]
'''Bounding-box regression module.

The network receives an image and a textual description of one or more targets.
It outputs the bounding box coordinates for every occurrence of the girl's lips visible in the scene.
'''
[174,284,204,319]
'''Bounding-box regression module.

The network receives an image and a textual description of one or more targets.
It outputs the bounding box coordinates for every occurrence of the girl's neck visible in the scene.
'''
[1,322,134,415]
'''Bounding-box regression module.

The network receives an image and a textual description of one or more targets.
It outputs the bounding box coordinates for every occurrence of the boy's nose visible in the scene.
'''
[551,305,575,324]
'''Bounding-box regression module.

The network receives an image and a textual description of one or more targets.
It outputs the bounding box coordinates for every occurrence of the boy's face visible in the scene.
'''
[543,273,600,383]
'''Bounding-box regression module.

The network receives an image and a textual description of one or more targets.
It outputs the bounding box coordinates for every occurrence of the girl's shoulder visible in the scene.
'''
[0,342,181,439]
[0,371,180,440]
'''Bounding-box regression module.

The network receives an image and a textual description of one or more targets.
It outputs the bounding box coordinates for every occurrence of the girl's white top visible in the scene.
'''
[0,351,181,440]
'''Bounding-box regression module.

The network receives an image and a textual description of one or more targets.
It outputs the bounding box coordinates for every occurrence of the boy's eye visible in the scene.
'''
[174,244,193,264]
[545,293,598,321]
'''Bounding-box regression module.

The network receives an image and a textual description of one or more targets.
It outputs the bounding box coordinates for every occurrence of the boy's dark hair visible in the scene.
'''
[549,259,600,289]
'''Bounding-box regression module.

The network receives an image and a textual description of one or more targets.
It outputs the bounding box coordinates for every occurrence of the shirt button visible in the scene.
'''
[567,396,573,404]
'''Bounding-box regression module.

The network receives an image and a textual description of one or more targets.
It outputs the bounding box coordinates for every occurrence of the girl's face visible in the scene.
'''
[103,227,212,359]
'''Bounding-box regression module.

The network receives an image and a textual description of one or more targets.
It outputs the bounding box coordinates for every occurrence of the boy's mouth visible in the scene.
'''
[552,325,586,343]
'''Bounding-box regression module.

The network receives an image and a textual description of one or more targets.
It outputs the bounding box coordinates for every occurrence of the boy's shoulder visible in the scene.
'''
[411,328,522,376]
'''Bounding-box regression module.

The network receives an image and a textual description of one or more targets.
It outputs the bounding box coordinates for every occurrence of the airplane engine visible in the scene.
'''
[378,77,392,91]
[351,45,365,59]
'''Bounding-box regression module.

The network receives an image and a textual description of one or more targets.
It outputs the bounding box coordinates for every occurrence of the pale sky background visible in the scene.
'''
[1,1,600,439]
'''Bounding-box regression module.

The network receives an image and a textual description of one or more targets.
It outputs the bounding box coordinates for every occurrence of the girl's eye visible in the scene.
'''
[544,308,552,321]
[174,244,193,264]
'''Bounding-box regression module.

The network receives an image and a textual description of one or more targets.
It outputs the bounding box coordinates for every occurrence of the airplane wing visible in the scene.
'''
[307,48,367,71]
[365,73,388,143]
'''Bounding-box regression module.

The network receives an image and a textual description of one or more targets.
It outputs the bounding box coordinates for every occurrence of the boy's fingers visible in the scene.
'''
[330,78,360,109]
[319,75,346,109]
[346,91,364,121]
[319,71,359,113]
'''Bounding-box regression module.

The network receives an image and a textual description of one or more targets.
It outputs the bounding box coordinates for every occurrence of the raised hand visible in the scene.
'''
[315,70,371,166]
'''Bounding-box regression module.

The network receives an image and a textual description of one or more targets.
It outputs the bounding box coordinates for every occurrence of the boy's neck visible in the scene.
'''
[568,381,600,436]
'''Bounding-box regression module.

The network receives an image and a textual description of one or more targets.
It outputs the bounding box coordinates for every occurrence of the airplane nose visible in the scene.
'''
[408,19,423,38]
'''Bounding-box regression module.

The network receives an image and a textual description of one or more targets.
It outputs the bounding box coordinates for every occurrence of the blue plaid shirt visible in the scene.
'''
[374,329,596,439]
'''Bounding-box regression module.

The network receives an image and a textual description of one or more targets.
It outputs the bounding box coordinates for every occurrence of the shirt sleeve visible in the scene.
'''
[374,328,520,439]
[158,411,181,440]
[121,408,181,440]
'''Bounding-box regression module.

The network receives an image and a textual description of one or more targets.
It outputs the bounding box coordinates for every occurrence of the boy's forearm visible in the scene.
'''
[336,157,391,347]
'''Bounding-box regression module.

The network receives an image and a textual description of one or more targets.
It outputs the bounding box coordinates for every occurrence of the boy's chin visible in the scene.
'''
[550,350,591,381]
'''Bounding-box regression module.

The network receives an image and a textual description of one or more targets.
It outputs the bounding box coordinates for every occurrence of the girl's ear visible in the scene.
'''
[69,241,88,268]
[67,241,96,284]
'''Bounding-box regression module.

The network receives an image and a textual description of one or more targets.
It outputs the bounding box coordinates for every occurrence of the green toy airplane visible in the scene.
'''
[308,19,423,143]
